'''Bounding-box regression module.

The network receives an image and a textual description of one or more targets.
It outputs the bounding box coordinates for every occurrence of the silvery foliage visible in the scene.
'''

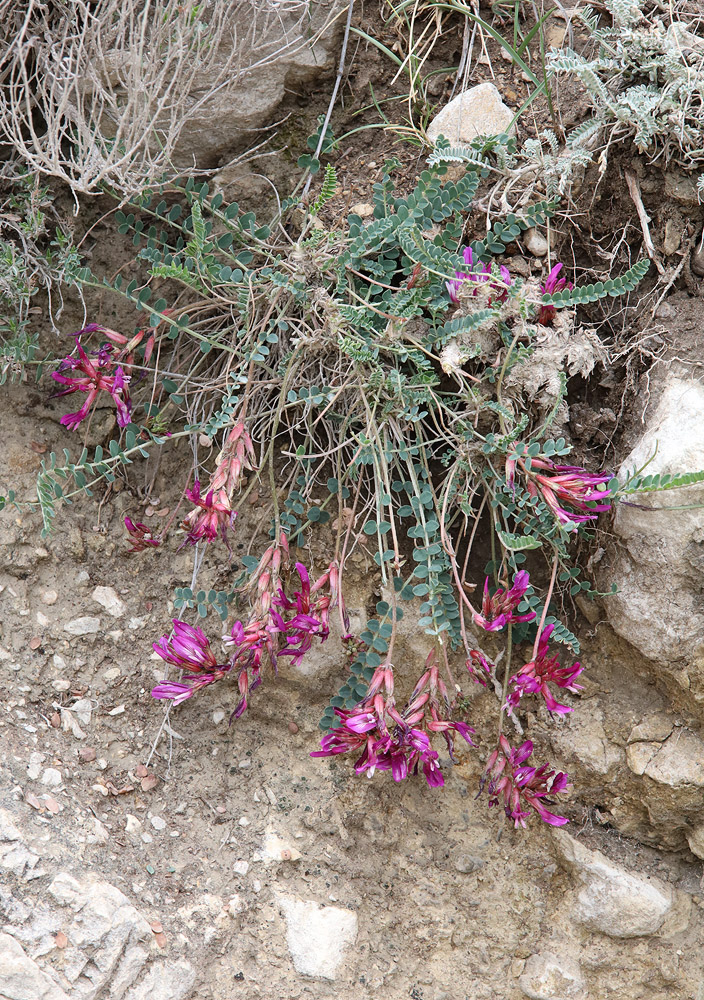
[525,0,704,197]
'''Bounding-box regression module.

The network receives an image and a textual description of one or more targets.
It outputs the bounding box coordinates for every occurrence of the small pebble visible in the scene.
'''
[52,680,70,692]
[238,817,250,827]
[141,832,153,843]
[55,932,68,949]
[212,710,226,724]
[64,616,101,636]
[50,713,61,728]
[150,920,164,934]
[150,815,166,831]
[36,612,49,627]
[41,767,63,787]
[79,747,97,763]
[42,590,58,606]
[29,637,42,650]
[288,722,299,734]
[233,860,249,875]
[125,814,142,833]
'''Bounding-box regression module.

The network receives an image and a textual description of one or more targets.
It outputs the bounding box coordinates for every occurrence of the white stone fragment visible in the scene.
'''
[150,815,166,831]
[123,960,195,1000]
[262,832,302,864]
[125,814,142,834]
[92,585,127,618]
[41,768,63,787]
[0,932,69,1000]
[0,808,22,842]
[278,895,357,980]
[233,860,249,876]
[64,617,101,636]
[427,82,514,145]
[519,951,584,999]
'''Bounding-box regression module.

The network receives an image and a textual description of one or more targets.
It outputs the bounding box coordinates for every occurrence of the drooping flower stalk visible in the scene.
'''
[446,246,512,304]
[180,481,235,546]
[481,735,570,827]
[152,620,232,705]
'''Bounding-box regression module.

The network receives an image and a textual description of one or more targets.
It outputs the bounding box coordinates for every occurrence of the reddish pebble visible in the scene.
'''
[154,932,167,948]
[216,804,227,814]
[150,920,163,934]
[79,748,97,762]
[29,637,41,650]
[135,764,149,778]
[44,796,60,815]
[30,441,47,454]
[288,722,299,734]
[55,931,68,949]
[50,713,61,728]
[141,775,159,792]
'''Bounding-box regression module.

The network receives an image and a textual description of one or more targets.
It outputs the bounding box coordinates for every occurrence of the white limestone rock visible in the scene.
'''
[601,377,704,703]
[427,82,514,145]
[123,960,196,1000]
[519,951,585,999]
[554,830,674,937]
[0,932,69,1000]
[64,617,101,636]
[278,895,357,980]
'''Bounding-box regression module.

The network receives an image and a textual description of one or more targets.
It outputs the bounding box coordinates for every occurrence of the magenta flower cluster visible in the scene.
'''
[506,624,584,715]
[482,735,570,828]
[151,561,339,718]
[312,654,474,788]
[446,247,512,304]
[473,570,535,632]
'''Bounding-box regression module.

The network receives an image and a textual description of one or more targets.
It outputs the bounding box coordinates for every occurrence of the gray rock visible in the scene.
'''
[64,617,101,636]
[278,894,357,980]
[551,708,623,776]
[0,932,69,1000]
[427,82,514,145]
[554,830,675,937]
[625,728,704,787]
[172,4,344,166]
[686,824,704,858]
[519,951,585,999]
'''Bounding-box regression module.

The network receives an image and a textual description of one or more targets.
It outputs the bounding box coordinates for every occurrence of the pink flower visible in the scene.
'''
[528,457,612,526]
[482,736,570,827]
[506,624,584,715]
[124,516,160,553]
[447,246,511,304]
[209,421,257,496]
[537,263,573,326]
[51,335,132,430]
[473,570,536,632]
[181,481,236,545]
[151,620,232,704]
[222,617,278,719]
[270,562,332,668]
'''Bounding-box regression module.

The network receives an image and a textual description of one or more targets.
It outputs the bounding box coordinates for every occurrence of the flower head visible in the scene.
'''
[506,624,584,715]
[537,263,573,326]
[446,246,511,305]
[481,735,570,827]
[312,653,474,789]
[210,421,258,497]
[466,649,494,687]
[124,516,160,553]
[51,336,132,430]
[151,620,232,705]
[473,570,536,632]
[528,457,612,527]
[222,617,277,719]
[181,481,236,546]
